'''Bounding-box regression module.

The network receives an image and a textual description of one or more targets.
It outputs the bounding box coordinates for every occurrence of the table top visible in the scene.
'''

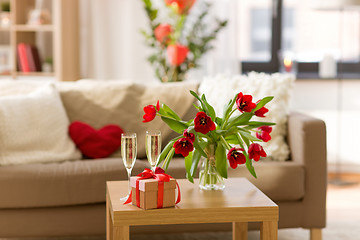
[107,178,278,226]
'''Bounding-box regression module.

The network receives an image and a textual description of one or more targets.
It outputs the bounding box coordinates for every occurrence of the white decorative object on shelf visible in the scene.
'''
[319,54,337,79]
[0,12,10,27]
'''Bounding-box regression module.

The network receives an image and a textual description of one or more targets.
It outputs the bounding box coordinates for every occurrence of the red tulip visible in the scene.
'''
[194,112,216,134]
[155,167,166,174]
[256,126,272,142]
[165,0,196,15]
[154,23,173,44]
[142,100,160,123]
[254,106,269,117]
[227,147,246,169]
[183,129,195,142]
[167,44,189,66]
[173,137,194,157]
[248,143,267,161]
[236,92,256,113]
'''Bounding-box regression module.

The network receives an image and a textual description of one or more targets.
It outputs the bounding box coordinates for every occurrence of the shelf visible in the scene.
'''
[0,0,80,81]
[16,72,55,77]
[13,24,54,32]
[0,26,11,31]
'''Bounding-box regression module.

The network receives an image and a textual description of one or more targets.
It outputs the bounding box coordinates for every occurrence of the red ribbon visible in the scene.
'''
[123,168,181,208]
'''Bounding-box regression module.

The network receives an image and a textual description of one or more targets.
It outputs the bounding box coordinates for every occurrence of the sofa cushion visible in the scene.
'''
[0,157,304,208]
[0,80,199,160]
[57,80,199,159]
[0,158,152,208]
[69,121,124,158]
[198,72,295,161]
[228,160,305,201]
[0,84,81,166]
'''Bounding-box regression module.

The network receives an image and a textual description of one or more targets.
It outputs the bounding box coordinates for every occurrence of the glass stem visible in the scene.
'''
[126,168,132,195]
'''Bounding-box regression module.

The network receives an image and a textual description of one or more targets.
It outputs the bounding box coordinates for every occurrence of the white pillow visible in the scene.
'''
[0,84,81,165]
[198,72,295,161]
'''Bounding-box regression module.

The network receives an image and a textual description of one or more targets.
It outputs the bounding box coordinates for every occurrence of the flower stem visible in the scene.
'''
[162,148,175,170]
[220,135,231,150]
[221,108,237,129]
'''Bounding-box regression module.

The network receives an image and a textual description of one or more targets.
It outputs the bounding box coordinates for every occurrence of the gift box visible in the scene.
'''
[130,176,176,210]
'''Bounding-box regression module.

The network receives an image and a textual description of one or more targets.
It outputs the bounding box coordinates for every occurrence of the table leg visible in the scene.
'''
[260,221,278,240]
[106,194,113,240]
[232,222,248,240]
[113,225,130,240]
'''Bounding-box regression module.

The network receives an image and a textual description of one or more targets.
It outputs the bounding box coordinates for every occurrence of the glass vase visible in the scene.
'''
[198,144,225,190]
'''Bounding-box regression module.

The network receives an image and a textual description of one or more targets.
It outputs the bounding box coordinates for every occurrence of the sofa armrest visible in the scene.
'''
[287,111,327,228]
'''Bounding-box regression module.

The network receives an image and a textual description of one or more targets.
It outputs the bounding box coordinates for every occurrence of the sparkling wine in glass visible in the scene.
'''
[120,133,137,202]
[145,131,161,173]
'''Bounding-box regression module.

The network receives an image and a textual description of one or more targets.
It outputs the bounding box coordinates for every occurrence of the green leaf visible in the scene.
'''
[224,135,238,145]
[161,116,188,134]
[222,93,237,119]
[236,133,245,150]
[239,132,250,147]
[214,129,228,134]
[186,118,194,125]
[190,91,208,115]
[157,137,179,166]
[142,0,152,8]
[185,152,194,183]
[253,96,274,112]
[190,90,201,102]
[215,117,223,126]
[246,121,276,127]
[193,139,207,158]
[215,144,227,178]
[190,149,202,177]
[192,103,201,111]
[163,148,175,172]
[226,112,253,128]
[201,94,216,120]
[149,9,158,21]
[162,103,181,120]
[238,129,261,142]
[245,154,257,178]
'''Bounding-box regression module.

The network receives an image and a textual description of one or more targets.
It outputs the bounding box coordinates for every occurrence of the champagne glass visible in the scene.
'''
[145,131,161,173]
[120,133,137,202]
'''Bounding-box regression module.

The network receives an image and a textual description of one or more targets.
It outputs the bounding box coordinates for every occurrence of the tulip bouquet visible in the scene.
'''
[142,91,275,189]
[141,0,227,82]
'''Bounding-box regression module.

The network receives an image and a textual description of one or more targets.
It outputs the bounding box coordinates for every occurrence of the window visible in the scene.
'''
[239,0,360,76]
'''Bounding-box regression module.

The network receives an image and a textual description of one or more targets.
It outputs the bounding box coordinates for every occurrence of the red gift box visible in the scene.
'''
[130,176,176,210]
[123,168,181,210]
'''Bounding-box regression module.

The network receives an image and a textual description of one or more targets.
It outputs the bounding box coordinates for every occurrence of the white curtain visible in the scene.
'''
[203,0,241,76]
[79,0,240,81]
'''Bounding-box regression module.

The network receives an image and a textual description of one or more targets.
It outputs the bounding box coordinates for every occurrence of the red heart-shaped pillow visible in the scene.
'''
[69,121,124,159]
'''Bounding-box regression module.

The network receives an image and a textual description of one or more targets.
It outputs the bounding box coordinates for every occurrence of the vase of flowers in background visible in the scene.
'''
[142,90,275,190]
[140,0,227,82]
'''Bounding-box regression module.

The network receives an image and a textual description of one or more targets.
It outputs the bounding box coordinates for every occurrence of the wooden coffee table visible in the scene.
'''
[106,178,278,240]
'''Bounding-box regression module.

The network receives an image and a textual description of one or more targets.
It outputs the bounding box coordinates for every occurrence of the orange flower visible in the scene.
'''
[154,23,173,44]
[167,44,189,66]
[164,0,196,15]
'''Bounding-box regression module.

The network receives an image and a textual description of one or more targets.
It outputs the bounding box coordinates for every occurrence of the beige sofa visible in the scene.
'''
[0,80,327,238]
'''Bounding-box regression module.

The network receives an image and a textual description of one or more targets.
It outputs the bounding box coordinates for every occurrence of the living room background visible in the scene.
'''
[78,0,239,81]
